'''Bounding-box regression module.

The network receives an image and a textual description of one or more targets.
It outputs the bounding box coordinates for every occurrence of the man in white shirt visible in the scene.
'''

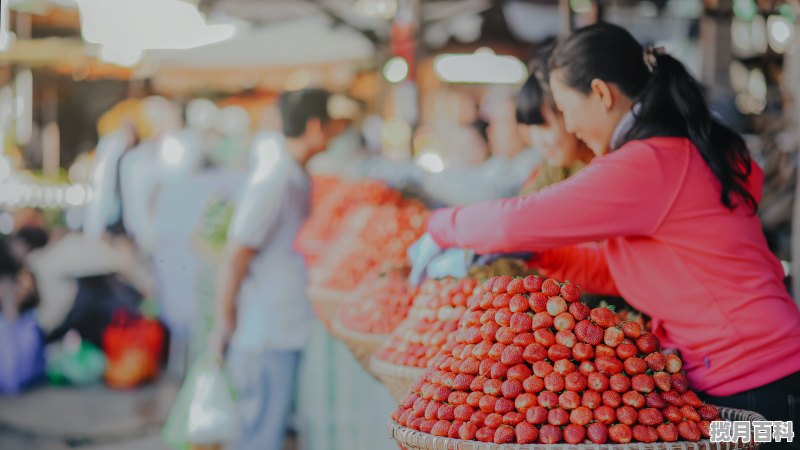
[211,88,335,450]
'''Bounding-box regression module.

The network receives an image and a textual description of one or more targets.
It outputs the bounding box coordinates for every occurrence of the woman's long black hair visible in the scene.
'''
[549,23,757,212]
[516,38,557,126]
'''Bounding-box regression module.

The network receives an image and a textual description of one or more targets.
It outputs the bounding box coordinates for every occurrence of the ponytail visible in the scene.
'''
[551,23,757,213]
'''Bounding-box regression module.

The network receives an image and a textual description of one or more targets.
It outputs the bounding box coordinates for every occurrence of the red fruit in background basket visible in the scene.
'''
[594,405,616,424]
[531,312,554,330]
[590,308,616,328]
[565,372,587,392]
[578,361,596,376]
[678,420,701,442]
[683,391,703,408]
[570,406,593,426]
[515,393,538,414]
[602,390,622,408]
[506,278,526,295]
[544,372,565,392]
[523,343,547,364]
[485,413,503,429]
[538,391,559,409]
[534,329,556,348]
[493,276,513,293]
[698,404,720,421]
[657,423,679,442]
[609,424,633,444]
[662,391,685,407]
[494,425,515,444]
[510,313,532,334]
[582,390,602,410]
[665,353,683,374]
[587,422,609,444]
[475,426,495,443]
[560,283,582,303]
[621,321,642,338]
[632,425,659,443]
[495,398,515,415]
[509,294,529,313]
[671,373,689,393]
[479,395,497,413]
[554,313,576,332]
[569,303,591,323]
[681,405,701,422]
[604,327,625,347]
[622,391,646,409]
[596,357,624,375]
[547,297,568,317]
[528,292,548,313]
[539,424,563,444]
[502,379,524,399]
[564,423,586,444]
[513,332,535,347]
[454,404,474,422]
[515,421,538,444]
[501,345,525,366]
[549,345,573,363]
[653,371,672,391]
[542,279,561,297]
[616,342,639,360]
[526,405,548,425]
[523,275,544,292]
[559,391,581,410]
[490,362,509,380]
[523,376,545,394]
[507,364,532,382]
[616,405,638,425]
[632,374,655,393]
[638,408,664,426]
[532,361,554,378]
[573,342,595,362]
[624,357,648,375]
[548,408,570,426]
[636,333,660,354]
[646,352,666,371]
[646,392,667,409]
[610,374,631,393]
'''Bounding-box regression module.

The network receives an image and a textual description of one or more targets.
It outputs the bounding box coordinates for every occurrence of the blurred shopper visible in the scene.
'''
[210,88,337,450]
[308,94,370,178]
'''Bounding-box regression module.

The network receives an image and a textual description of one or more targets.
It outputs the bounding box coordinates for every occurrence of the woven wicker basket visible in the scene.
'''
[307,286,349,330]
[331,317,389,376]
[370,356,428,403]
[389,406,766,450]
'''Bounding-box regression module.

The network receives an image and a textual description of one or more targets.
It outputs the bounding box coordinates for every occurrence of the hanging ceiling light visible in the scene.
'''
[767,15,794,54]
[434,48,527,85]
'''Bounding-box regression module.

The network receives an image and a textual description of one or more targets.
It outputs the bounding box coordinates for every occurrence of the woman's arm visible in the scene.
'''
[532,243,620,296]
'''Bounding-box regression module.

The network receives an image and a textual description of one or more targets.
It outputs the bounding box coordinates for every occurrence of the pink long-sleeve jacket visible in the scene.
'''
[428,136,800,396]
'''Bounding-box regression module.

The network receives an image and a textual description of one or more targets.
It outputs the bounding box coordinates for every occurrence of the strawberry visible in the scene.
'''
[510,312,532,334]
[539,424,563,444]
[408,417,424,431]
[609,424,633,444]
[501,379,524,399]
[480,308,497,324]
[495,397,515,414]
[569,302,591,321]
[470,376,488,392]
[593,405,617,424]
[621,321,642,338]
[523,275,544,292]
[663,405,682,423]
[479,292,495,309]
[506,278,526,295]
[480,322,500,342]
[425,401,441,420]
[559,391,581,410]
[616,342,639,360]
[662,390,685,407]
[564,423,587,444]
[514,393,538,414]
[554,313,576,332]
[490,362,510,380]
[494,308,512,327]
[492,276,513,293]
[509,294,529,314]
[636,333,660,354]
[624,357,648,375]
[620,391,646,411]
[537,391,559,409]
[565,372,588,392]
[699,420,712,438]
[616,405,638,425]
[433,386,451,402]
[515,421,538,444]
[541,279,561,296]
[501,345,525,366]
[412,397,428,413]
[560,282,582,303]
[682,391,703,408]
[492,293,512,309]
[453,373,474,391]
[526,405,548,425]
[610,374,631,393]
[645,392,667,409]
[513,332,535,347]
[570,406,593,426]
[544,372,566,392]
[479,359,494,377]
[459,357,480,375]
[547,296,568,317]
[419,419,436,434]
[448,420,463,439]
[528,292,549,313]
[554,359,577,376]
[549,345,573,362]
[595,344,617,358]
[602,390,622,408]
[484,379,503,396]
[534,328,556,348]
[657,422,679,442]
[454,404,474,421]
[582,390,603,410]
[671,373,689,393]
[523,343,547,364]
[586,372,610,392]
[678,420,701,442]
[531,312,554,330]
[472,340,493,359]
[632,425,659,443]
[548,407,570,426]
[681,405,701,422]
[523,375,545,394]
[604,327,625,347]
[590,307,616,328]
[469,410,487,426]
[532,361,554,378]
[556,330,577,348]
[638,408,663,426]
[698,404,720,421]
[582,322,604,345]
[479,395,497,413]
[578,361,596,376]
[573,342,595,362]
[507,364,532,382]
[467,391,484,408]
[645,352,666,371]
[587,422,609,444]
[438,404,456,421]
[485,413,503,429]
[465,327,483,345]
[665,353,682,374]
[595,356,624,375]
[488,343,506,360]
[475,426,495,443]
[653,371,672,391]
[483,277,498,291]
[441,372,456,389]
[631,374,655,393]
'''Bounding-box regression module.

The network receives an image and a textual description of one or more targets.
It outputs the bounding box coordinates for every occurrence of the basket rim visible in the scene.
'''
[370,355,429,378]
[331,316,392,342]
[388,406,767,450]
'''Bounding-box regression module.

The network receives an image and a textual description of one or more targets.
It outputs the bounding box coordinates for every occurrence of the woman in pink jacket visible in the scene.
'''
[418,23,800,440]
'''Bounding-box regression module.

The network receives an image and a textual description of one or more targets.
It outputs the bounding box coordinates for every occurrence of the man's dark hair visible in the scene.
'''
[279,88,331,138]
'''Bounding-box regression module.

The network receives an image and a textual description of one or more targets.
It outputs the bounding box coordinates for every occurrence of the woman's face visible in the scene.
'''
[549,69,619,156]
[528,106,584,168]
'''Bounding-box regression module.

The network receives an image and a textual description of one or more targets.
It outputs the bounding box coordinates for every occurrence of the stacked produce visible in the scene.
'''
[391,275,720,445]
[336,268,418,335]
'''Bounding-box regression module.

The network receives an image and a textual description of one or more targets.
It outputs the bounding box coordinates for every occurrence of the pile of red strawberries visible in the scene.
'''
[392,275,721,445]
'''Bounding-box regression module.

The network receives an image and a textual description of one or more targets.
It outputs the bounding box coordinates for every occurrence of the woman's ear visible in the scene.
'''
[590,78,615,111]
